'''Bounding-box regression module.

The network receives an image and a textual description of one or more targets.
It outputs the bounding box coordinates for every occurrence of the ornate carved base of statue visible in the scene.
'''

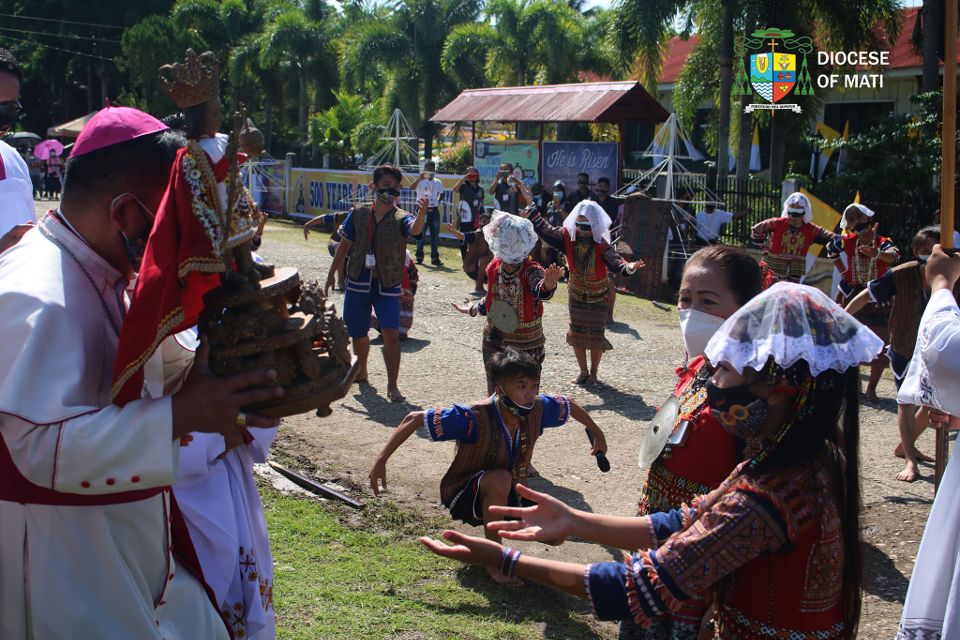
[200,270,358,417]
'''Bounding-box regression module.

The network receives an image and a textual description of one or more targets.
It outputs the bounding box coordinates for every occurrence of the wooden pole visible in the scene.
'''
[538,122,544,183]
[470,121,476,167]
[618,119,627,189]
[935,0,957,493]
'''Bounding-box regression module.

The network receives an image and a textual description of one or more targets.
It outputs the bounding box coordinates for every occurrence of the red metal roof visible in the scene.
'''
[430,81,668,124]
[660,36,700,84]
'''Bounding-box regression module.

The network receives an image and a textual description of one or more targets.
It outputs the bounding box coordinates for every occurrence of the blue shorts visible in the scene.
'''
[888,348,910,390]
[343,280,400,337]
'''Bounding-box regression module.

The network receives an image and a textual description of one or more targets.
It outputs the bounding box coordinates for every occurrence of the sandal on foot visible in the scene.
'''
[573,373,589,385]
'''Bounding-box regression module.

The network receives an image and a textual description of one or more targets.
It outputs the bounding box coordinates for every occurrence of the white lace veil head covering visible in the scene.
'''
[840,203,875,231]
[563,200,612,245]
[704,282,883,377]
[483,210,538,264]
[780,192,813,224]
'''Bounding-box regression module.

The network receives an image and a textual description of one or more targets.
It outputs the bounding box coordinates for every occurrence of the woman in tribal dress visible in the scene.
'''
[826,203,899,403]
[524,200,643,384]
[453,211,563,394]
[422,283,883,640]
[622,245,762,640]
[372,249,418,339]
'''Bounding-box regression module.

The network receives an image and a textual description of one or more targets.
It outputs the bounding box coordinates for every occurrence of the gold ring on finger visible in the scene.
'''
[235,412,248,428]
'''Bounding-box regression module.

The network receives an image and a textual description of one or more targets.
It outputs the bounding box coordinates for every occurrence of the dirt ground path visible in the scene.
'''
[261,221,937,638]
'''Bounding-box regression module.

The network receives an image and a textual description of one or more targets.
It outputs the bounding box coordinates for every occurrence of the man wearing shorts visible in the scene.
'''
[325,165,427,402]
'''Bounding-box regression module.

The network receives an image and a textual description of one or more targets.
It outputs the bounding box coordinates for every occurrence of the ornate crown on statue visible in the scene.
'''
[158,49,220,109]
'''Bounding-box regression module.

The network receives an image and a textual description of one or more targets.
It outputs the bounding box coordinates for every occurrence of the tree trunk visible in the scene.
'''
[422,77,438,161]
[98,61,109,107]
[264,99,273,155]
[86,60,95,113]
[923,0,942,92]
[299,68,307,163]
[716,0,735,186]
[769,113,786,184]
[735,96,752,180]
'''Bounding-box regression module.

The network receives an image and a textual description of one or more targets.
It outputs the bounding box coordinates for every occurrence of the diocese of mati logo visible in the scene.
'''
[734,28,813,113]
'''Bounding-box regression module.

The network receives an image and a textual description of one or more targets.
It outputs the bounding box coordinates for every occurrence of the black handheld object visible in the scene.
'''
[585,429,611,473]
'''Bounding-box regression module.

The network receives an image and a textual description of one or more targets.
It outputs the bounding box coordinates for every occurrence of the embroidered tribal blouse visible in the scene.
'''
[588,452,845,640]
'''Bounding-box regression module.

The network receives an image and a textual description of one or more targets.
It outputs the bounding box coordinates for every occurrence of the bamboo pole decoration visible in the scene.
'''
[935,0,957,493]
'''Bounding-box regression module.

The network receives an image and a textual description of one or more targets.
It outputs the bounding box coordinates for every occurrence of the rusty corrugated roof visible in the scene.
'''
[430,81,668,124]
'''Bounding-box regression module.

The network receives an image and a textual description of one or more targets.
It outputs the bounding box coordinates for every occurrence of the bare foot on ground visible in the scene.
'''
[896,459,920,482]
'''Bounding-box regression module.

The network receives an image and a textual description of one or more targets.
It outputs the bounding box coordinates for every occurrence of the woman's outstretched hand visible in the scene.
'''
[486,484,577,545]
[419,530,503,567]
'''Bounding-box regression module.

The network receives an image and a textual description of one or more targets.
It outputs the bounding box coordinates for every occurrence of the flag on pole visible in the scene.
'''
[835,120,850,175]
[809,122,841,180]
[750,124,761,172]
[652,123,666,167]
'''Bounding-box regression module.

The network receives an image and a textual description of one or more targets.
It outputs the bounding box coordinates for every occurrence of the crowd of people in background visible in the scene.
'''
[7,40,960,640]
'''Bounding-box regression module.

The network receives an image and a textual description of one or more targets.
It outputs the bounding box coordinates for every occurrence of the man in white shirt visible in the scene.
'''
[411,160,445,266]
[0,105,281,639]
[693,202,744,246]
[0,48,36,252]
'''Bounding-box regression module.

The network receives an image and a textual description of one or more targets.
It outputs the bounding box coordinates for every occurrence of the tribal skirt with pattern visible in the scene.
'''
[482,320,545,392]
[567,276,613,351]
[717,605,843,640]
[621,461,716,640]
[836,284,889,343]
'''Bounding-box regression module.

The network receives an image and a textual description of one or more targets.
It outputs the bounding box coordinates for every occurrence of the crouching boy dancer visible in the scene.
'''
[369,348,607,585]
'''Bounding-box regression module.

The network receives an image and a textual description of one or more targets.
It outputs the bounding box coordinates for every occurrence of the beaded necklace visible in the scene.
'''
[851,239,878,285]
[497,263,522,314]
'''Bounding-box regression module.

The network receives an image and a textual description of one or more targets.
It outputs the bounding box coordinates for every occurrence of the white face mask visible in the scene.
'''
[679,308,727,359]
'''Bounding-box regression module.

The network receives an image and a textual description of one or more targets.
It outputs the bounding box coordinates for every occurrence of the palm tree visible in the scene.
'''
[340,0,484,159]
[444,0,589,87]
[260,9,337,161]
[228,33,285,154]
[617,0,901,184]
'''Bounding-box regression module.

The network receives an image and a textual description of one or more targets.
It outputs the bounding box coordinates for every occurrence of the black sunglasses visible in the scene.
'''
[852,221,872,233]
[787,209,806,217]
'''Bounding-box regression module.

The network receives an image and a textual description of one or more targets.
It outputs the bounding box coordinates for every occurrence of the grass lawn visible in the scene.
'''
[263,483,612,639]
[264,218,677,326]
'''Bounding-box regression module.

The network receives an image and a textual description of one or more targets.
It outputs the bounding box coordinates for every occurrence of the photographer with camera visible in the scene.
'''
[411,160,445,266]
[487,162,527,214]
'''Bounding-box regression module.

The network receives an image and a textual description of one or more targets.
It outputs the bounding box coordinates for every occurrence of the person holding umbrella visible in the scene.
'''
[0,48,35,251]
[35,139,65,201]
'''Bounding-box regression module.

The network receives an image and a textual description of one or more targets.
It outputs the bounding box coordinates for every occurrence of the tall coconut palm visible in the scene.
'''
[340,0,484,159]
[260,9,337,161]
[443,0,590,87]
[229,33,285,153]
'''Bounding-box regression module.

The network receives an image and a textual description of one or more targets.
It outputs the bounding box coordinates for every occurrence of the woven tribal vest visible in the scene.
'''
[347,205,407,288]
[439,398,545,506]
